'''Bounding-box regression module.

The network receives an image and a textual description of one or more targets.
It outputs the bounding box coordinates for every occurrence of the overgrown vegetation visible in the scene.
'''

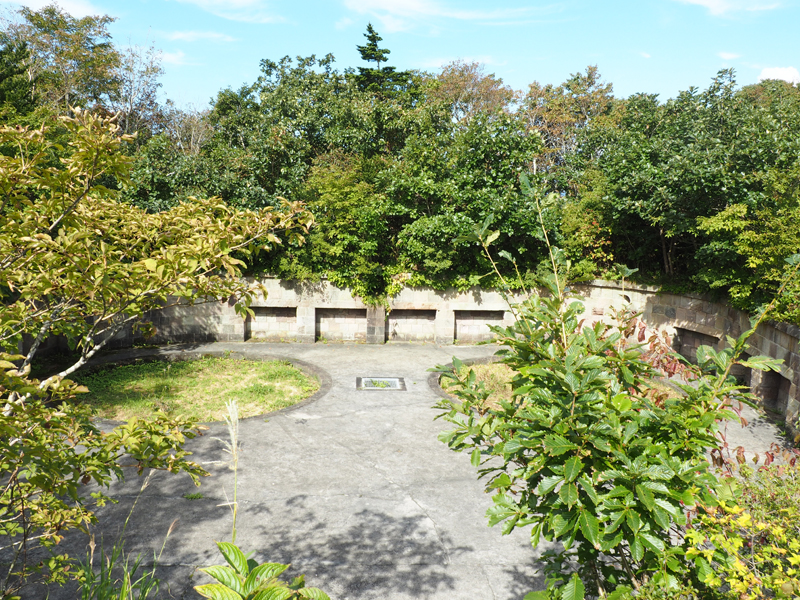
[72,357,319,421]
[2,4,799,597]
[434,195,800,599]
[0,84,309,598]
[2,4,797,316]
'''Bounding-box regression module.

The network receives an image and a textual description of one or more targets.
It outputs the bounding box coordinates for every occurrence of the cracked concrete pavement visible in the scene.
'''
[21,341,791,600]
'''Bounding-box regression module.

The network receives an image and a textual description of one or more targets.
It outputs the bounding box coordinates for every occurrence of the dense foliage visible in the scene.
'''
[434,217,800,599]
[0,95,309,599]
[2,5,797,317]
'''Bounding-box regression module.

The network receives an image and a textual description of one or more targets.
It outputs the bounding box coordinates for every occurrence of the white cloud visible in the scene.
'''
[0,0,108,17]
[758,66,800,84]
[335,16,354,29]
[173,0,285,23]
[674,0,780,16]
[164,30,238,42]
[717,51,741,59]
[640,52,651,59]
[162,50,195,66]
[343,0,563,32]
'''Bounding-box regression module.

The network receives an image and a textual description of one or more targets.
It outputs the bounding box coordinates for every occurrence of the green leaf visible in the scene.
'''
[590,436,612,452]
[600,531,624,552]
[626,511,642,533]
[577,475,599,505]
[470,448,481,467]
[243,563,290,595]
[488,473,512,490]
[487,494,518,527]
[639,532,666,553]
[578,511,600,548]
[552,513,574,537]
[194,583,244,600]
[143,258,157,271]
[630,536,644,561]
[298,588,330,600]
[251,589,294,600]
[524,592,550,600]
[623,422,638,444]
[563,457,584,483]
[785,253,800,266]
[654,498,680,517]
[559,483,579,508]
[635,484,655,511]
[201,566,243,594]
[485,230,500,246]
[544,434,578,456]
[561,573,585,600]
[498,250,515,263]
[607,585,633,600]
[694,556,714,583]
[537,475,563,496]
[217,542,250,576]
[610,393,631,412]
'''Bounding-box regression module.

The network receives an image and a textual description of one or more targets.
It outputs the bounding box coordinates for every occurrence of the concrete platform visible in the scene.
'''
[16,341,792,600]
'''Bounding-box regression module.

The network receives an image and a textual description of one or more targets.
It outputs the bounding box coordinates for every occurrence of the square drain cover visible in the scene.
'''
[356,377,406,390]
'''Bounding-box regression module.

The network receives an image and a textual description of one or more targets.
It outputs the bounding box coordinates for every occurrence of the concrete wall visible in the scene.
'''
[572,281,799,435]
[111,278,798,435]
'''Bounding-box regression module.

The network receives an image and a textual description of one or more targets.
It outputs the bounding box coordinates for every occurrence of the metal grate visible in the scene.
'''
[356,377,406,391]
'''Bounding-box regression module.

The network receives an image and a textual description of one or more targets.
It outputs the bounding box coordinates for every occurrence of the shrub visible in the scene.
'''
[434,194,799,599]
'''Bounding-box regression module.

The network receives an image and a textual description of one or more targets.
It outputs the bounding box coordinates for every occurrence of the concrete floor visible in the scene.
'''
[16,341,792,600]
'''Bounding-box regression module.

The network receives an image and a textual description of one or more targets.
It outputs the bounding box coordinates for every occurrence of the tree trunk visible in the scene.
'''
[659,228,672,276]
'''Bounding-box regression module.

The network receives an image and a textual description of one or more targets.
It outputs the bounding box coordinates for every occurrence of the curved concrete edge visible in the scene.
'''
[85,346,333,427]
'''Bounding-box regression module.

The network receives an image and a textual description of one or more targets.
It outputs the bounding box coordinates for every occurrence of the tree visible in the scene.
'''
[0,110,312,594]
[522,65,615,176]
[428,59,516,123]
[356,23,390,70]
[591,70,800,279]
[1,3,121,112]
[0,40,35,116]
[354,23,415,99]
[435,217,794,600]
[110,42,164,139]
[0,108,313,381]
[162,102,212,155]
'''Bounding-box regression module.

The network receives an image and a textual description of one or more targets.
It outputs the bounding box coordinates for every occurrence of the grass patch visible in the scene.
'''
[72,357,319,421]
[442,361,514,409]
[442,361,681,410]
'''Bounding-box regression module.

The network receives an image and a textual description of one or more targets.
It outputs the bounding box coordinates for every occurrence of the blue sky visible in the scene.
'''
[2,0,798,108]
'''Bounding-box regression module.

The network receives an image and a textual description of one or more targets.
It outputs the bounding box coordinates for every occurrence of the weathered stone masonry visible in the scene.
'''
[131,278,799,435]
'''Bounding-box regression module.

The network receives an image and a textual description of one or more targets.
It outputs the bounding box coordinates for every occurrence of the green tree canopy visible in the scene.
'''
[2,3,121,112]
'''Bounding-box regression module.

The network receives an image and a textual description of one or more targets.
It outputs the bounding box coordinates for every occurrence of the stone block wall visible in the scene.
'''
[315,308,367,342]
[455,310,506,343]
[246,307,298,341]
[574,281,799,436]
[386,309,436,342]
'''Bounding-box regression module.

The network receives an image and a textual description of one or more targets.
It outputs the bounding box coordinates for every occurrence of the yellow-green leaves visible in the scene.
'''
[1,111,313,375]
[195,542,329,600]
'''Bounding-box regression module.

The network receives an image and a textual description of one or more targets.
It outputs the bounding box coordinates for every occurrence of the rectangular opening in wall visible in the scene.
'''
[246,307,297,341]
[756,370,791,418]
[385,309,436,342]
[673,327,719,364]
[315,308,367,342]
[454,310,505,344]
[729,352,752,387]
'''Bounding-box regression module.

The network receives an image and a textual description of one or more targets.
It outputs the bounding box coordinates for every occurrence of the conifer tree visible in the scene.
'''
[356,23,390,70]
